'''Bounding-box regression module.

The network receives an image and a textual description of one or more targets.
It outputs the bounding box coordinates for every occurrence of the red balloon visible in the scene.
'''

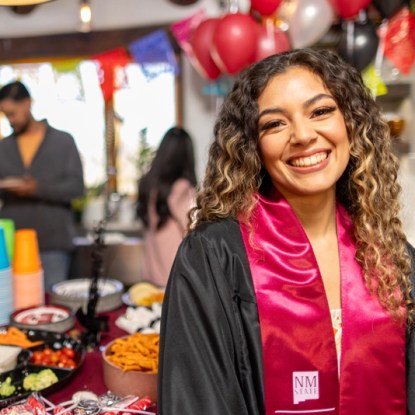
[254,23,290,62]
[250,0,283,16]
[330,0,372,19]
[211,13,258,75]
[190,18,222,80]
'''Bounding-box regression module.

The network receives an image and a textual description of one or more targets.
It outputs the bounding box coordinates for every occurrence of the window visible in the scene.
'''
[0,60,177,195]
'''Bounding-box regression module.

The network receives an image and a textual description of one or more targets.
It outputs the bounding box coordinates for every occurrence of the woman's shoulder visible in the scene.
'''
[168,178,195,200]
[171,178,195,193]
[184,218,243,251]
[178,218,256,302]
[168,178,196,217]
[192,218,239,236]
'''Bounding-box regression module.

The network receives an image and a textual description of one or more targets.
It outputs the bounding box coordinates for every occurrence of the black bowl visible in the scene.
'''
[0,329,85,408]
[16,348,32,369]
[25,329,85,367]
[0,364,72,408]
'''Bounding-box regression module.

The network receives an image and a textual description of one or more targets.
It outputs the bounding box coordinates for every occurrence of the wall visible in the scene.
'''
[376,58,415,243]
[182,57,219,179]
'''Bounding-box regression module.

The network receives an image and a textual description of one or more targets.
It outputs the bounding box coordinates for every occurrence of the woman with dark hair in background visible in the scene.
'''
[137,127,197,287]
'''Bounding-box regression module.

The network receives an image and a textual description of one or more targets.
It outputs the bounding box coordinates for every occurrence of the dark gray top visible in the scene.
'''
[0,121,84,251]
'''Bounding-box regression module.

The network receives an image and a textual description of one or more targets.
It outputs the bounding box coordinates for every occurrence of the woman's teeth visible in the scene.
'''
[290,152,328,167]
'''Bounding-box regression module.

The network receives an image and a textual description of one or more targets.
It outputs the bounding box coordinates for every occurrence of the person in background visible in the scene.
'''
[158,49,415,414]
[137,126,197,287]
[0,81,84,291]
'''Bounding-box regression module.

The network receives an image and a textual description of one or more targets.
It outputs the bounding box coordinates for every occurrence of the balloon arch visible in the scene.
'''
[170,0,414,82]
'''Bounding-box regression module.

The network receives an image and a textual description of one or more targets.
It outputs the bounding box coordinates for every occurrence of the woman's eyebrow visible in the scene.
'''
[258,93,336,120]
[303,93,335,109]
[258,106,285,120]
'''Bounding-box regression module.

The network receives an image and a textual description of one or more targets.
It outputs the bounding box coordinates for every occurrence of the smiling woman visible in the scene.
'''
[158,48,415,415]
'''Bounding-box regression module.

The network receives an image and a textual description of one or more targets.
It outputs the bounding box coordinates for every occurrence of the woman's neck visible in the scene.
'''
[284,191,337,241]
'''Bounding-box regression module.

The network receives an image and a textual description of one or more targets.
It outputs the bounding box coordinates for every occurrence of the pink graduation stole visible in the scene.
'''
[239,192,406,415]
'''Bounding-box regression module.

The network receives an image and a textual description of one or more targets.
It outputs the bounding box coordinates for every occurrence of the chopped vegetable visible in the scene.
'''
[0,327,43,348]
[31,346,77,369]
[0,377,16,397]
[23,369,58,391]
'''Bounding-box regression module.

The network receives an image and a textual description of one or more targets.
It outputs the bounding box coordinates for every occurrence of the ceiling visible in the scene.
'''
[0,0,240,38]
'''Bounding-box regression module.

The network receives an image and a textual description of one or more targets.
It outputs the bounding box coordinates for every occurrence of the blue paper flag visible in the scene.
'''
[129,30,179,80]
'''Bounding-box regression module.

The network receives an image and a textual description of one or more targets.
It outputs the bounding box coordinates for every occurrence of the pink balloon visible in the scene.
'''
[211,13,258,75]
[190,18,222,80]
[251,0,283,16]
[330,0,372,19]
[254,23,290,62]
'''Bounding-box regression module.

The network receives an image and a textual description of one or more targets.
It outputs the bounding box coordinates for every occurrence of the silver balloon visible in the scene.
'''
[282,0,335,49]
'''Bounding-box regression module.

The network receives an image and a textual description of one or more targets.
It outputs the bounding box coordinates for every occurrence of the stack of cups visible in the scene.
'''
[12,229,44,310]
[0,227,13,325]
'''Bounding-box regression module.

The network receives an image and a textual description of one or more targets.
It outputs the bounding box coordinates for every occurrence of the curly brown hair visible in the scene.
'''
[190,47,413,324]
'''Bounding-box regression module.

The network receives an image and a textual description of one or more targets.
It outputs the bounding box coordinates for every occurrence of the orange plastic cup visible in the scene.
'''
[13,270,44,309]
[12,229,42,274]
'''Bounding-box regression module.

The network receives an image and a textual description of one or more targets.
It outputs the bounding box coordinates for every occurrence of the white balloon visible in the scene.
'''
[282,0,335,49]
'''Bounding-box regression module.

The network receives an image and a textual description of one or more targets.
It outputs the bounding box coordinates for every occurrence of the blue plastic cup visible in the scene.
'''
[0,219,15,263]
[0,228,10,270]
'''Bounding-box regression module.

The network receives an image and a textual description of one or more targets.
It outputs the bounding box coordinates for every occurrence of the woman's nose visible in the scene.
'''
[290,120,317,145]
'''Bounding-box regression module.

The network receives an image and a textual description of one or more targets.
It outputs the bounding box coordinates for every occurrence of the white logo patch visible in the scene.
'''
[293,371,319,404]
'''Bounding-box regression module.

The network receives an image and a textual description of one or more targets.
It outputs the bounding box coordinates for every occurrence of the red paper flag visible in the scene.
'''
[92,48,130,101]
[383,7,415,75]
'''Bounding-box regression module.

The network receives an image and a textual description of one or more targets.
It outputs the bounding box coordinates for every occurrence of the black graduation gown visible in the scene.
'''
[158,218,415,415]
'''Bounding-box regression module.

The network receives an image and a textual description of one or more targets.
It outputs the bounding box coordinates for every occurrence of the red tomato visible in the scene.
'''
[50,353,60,364]
[30,345,77,369]
[62,347,75,359]
[60,355,68,364]
[65,360,76,369]
[40,358,51,366]
[42,348,52,356]
[32,351,43,363]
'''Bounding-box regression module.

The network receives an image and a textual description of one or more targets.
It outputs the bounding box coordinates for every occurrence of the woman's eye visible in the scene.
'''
[312,106,336,118]
[260,120,284,131]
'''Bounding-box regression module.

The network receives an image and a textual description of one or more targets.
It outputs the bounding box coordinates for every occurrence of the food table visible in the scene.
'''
[1,289,160,414]
[1,219,159,413]
[47,305,128,405]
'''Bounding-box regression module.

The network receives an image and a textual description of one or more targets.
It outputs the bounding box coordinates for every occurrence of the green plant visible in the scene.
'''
[136,128,155,179]
[71,181,106,214]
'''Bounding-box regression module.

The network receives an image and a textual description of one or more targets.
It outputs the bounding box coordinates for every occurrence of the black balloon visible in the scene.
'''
[373,0,405,18]
[338,20,379,72]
